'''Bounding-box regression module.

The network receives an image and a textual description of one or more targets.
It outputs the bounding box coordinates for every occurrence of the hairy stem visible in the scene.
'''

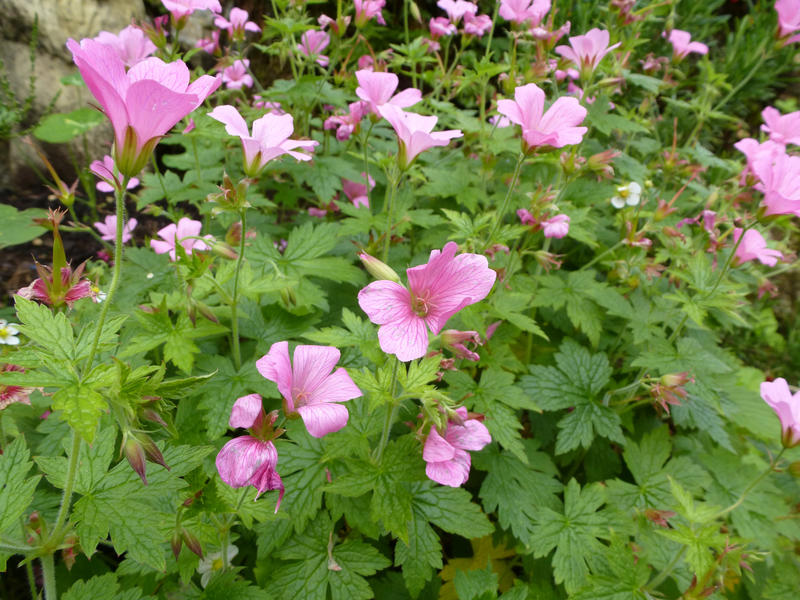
[49,432,81,543]
[374,359,400,462]
[41,552,57,600]
[382,168,401,262]
[485,152,525,248]
[714,448,785,520]
[230,208,248,371]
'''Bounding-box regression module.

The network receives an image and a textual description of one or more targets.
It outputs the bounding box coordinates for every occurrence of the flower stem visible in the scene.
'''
[382,167,401,262]
[714,448,785,520]
[48,432,81,544]
[41,552,57,600]
[230,208,247,371]
[485,152,525,248]
[374,358,400,462]
[647,546,686,591]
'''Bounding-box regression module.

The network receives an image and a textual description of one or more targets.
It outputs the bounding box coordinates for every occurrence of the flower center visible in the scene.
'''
[411,290,433,318]
[0,328,8,338]
[292,387,309,407]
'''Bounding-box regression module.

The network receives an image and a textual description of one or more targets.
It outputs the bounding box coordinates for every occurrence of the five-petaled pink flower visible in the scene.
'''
[161,0,222,21]
[378,104,463,169]
[497,83,587,152]
[760,378,800,447]
[354,0,386,27]
[775,0,800,44]
[214,7,261,40]
[150,217,213,261]
[94,215,138,244]
[324,101,369,141]
[750,145,800,217]
[463,13,492,37]
[356,70,422,115]
[90,155,140,193]
[437,0,478,23]
[221,59,254,90]
[342,173,375,208]
[498,0,551,27]
[67,38,220,177]
[256,342,362,438]
[541,214,570,238]
[555,28,620,77]
[358,241,496,361]
[208,105,317,177]
[423,407,491,487]
[297,30,330,67]
[216,394,285,509]
[732,228,783,267]
[430,16,457,38]
[761,106,800,146]
[94,25,156,68]
[665,29,708,60]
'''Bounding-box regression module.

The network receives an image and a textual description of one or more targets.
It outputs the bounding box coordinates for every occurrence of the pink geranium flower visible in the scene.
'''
[354,0,386,27]
[94,215,138,244]
[162,0,221,20]
[775,0,800,44]
[734,137,785,184]
[497,83,587,152]
[221,59,254,89]
[665,29,708,60]
[437,0,478,23]
[358,241,496,361]
[94,26,156,68]
[430,17,457,38]
[90,155,140,193]
[196,30,221,54]
[555,28,620,77]
[750,145,800,216]
[216,394,285,509]
[732,228,783,267]
[423,407,491,487]
[150,217,213,261]
[342,173,375,208]
[463,13,492,37]
[377,104,463,169]
[355,70,422,115]
[214,7,261,40]
[256,342,362,438]
[498,0,551,27]
[17,265,95,308]
[67,38,220,177]
[324,100,369,141]
[541,214,570,238]
[297,30,330,67]
[761,377,800,447]
[0,364,33,410]
[208,105,317,177]
[761,106,800,145]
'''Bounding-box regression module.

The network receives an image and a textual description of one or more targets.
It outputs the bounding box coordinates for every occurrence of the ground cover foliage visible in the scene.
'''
[1,0,800,598]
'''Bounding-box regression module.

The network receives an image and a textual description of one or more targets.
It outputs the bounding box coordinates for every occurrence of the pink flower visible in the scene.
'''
[94,26,156,68]
[499,0,551,27]
[90,155,140,193]
[750,145,800,216]
[150,217,213,261]
[423,407,491,487]
[430,17,457,38]
[342,173,375,208]
[377,104,463,169]
[441,330,481,361]
[760,378,800,447]
[215,394,284,509]
[358,54,375,70]
[297,30,330,67]
[67,38,220,177]
[161,0,221,20]
[463,13,492,37]
[776,0,800,44]
[497,83,587,152]
[665,29,708,60]
[734,137,785,184]
[732,228,783,267]
[354,0,386,27]
[517,208,536,226]
[17,265,95,308]
[437,0,478,23]
[0,364,33,410]
[214,7,261,39]
[221,59,254,89]
[555,28,620,77]
[761,106,800,146]
[324,101,369,141]
[358,242,496,361]
[94,215,138,244]
[355,70,422,115]
[195,30,221,54]
[208,105,317,177]
[541,214,570,238]
[256,342,362,438]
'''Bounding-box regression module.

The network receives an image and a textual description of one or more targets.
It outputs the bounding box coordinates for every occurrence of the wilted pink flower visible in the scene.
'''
[0,364,33,410]
[497,83,587,152]
[761,377,800,447]
[216,394,284,509]
[437,0,478,23]
[221,59,253,89]
[441,330,481,361]
[195,29,221,54]
[297,30,330,67]
[354,0,386,27]
[423,407,491,487]
[499,0,551,27]
[161,0,221,21]
[67,38,220,177]
[324,101,369,141]
[665,29,708,60]
[94,26,156,68]
[732,228,783,267]
[17,265,94,308]
[94,215,138,244]
[555,28,620,77]
[91,155,140,193]
[208,105,317,176]
[150,217,213,261]
[463,13,492,37]
[430,17,457,38]
[761,106,800,145]
[358,242,496,361]
[541,214,570,238]
[342,173,375,208]
[256,342,362,437]
[214,7,261,39]
[775,0,800,44]
[517,208,536,226]
[356,70,422,115]
[378,104,463,169]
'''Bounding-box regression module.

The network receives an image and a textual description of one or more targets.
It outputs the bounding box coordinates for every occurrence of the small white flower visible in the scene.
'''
[197,544,238,588]
[610,181,642,209]
[0,320,20,345]
[146,272,155,279]
[90,284,107,303]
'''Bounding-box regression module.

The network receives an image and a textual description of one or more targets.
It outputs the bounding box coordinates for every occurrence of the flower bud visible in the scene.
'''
[171,530,183,560]
[181,528,204,559]
[358,253,401,283]
[123,435,148,485]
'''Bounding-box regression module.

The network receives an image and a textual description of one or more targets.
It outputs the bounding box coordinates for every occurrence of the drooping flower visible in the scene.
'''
[94,215,138,244]
[610,181,642,208]
[440,330,481,362]
[323,101,369,141]
[94,25,156,68]
[17,265,95,308]
[665,29,708,60]
[358,242,496,361]
[760,377,800,447]
[496,83,587,152]
[761,106,800,146]
[378,104,463,169]
[775,0,800,44]
[221,59,254,90]
[297,30,330,67]
[257,342,362,438]
[437,0,478,23]
[216,394,285,509]
[423,407,491,487]
[541,214,570,238]
[355,70,422,116]
[214,7,261,40]
[732,228,783,267]
[90,155,140,193]
[429,16,457,38]
[498,0,551,27]
[0,364,32,409]
[67,38,220,177]
[555,28,620,77]
[463,13,492,37]
[150,217,213,261]
[342,173,375,208]
[354,0,386,27]
[196,30,221,54]
[161,0,222,21]
[208,105,317,177]
[0,321,20,346]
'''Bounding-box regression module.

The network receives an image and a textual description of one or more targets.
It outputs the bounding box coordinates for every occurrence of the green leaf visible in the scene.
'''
[14,296,75,362]
[395,511,442,597]
[0,437,40,535]
[0,204,47,248]
[32,108,105,143]
[62,573,146,600]
[454,563,499,600]
[554,402,624,454]
[571,535,650,600]
[52,383,107,443]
